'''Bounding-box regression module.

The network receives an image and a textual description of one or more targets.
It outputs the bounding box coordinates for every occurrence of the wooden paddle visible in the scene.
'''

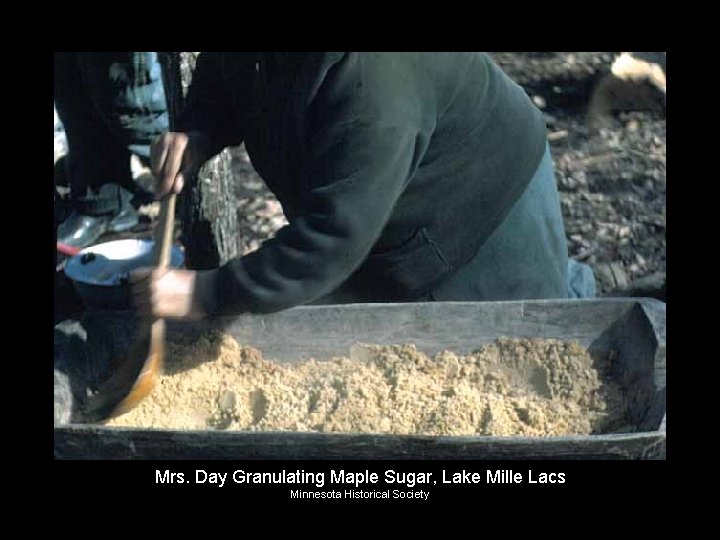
[83,193,176,422]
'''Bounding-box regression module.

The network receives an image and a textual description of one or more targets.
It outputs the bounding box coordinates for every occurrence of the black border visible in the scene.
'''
[45,46,678,508]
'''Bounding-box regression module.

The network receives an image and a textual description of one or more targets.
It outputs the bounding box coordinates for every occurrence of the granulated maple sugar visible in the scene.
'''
[105,332,627,436]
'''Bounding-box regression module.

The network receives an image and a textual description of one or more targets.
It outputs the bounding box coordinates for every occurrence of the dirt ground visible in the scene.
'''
[489,52,665,296]
[54,52,666,321]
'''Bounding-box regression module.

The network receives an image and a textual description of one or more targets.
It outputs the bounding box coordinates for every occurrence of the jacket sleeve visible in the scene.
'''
[194,53,434,314]
[177,52,244,155]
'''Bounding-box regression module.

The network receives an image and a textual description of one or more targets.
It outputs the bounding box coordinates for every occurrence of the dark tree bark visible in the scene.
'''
[160,52,242,270]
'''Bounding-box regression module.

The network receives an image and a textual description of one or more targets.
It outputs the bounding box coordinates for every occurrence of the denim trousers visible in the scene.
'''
[54,52,168,215]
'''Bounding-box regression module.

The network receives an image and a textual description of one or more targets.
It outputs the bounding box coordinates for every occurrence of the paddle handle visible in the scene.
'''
[153,193,176,268]
[153,52,181,270]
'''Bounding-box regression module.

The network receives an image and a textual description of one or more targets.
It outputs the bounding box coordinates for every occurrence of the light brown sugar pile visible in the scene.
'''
[105,332,627,436]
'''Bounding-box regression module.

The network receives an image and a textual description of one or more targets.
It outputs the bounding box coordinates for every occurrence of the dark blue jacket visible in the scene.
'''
[185,52,548,313]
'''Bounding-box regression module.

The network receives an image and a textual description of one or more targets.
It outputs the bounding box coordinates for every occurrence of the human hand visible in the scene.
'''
[150,131,213,199]
[130,267,204,320]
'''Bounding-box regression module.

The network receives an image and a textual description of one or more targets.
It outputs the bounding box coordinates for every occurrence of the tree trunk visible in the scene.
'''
[161,52,242,270]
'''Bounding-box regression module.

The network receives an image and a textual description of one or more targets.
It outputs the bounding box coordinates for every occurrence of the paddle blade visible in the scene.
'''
[83,321,165,422]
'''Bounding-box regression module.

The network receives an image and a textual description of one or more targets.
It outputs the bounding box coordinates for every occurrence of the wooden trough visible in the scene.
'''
[54,298,666,460]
